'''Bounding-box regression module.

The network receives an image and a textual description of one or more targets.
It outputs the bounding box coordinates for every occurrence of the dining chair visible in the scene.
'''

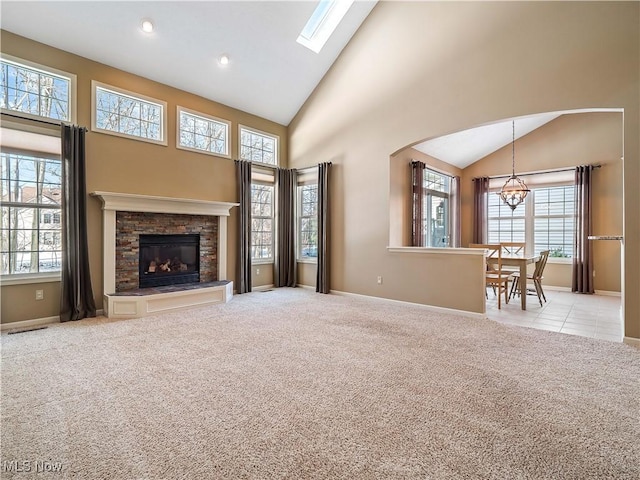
[469,243,510,308]
[500,242,526,255]
[509,250,550,306]
[499,242,526,274]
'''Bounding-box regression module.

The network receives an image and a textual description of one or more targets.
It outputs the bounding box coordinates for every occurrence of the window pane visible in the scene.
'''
[0,59,71,121]
[240,128,278,165]
[251,183,274,260]
[95,85,163,141]
[0,151,62,274]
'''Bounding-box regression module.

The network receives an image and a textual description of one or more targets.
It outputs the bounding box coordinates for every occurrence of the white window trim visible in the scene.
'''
[1,54,77,124]
[1,272,61,286]
[297,182,318,263]
[176,106,231,159]
[488,182,575,258]
[91,80,167,146]
[239,124,279,167]
[251,179,275,263]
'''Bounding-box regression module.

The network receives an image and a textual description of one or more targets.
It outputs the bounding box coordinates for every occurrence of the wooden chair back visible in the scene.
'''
[532,250,550,280]
[500,242,526,255]
[469,244,501,273]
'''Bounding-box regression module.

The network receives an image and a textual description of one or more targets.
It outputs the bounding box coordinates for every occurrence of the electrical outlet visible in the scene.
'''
[35,289,44,300]
[256,268,260,275]
[377,276,383,285]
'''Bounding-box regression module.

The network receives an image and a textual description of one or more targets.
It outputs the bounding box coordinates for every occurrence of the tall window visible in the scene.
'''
[1,151,62,274]
[421,169,451,247]
[298,183,318,260]
[533,186,574,258]
[487,185,574,258]
[487,193,526,243]
[92,81,166,145]
[240,126,278,166]
[177,107,230,157]
[0,56,75,122]
[251,183,274,261]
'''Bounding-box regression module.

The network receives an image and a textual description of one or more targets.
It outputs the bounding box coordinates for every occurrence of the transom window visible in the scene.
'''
[177,107,230,157]
[298,183,318,260]
[92,81,166,145]
[1,151,62,274]
[0,56,75,122]
[240,126,278,166]
[488,185,574,258]
[251,183,274,261]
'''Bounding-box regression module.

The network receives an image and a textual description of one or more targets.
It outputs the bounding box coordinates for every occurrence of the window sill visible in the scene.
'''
[547,257,572,265]
[297,258,318,264]
[1,273,61,286]
[252,259,274,266]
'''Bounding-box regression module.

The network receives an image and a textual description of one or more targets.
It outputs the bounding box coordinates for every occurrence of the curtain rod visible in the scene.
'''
[473,164,601,181]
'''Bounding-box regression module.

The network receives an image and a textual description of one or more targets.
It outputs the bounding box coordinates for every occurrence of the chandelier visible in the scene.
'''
[499,120,530,210]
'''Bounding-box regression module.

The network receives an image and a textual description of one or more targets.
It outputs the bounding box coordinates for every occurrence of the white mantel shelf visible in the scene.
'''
[91,191,238,216]
[91,192,238,318]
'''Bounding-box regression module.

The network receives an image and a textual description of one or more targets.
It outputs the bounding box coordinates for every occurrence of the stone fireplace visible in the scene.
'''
[92,192,238,318]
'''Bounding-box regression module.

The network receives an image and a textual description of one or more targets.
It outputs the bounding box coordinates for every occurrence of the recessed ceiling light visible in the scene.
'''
[219,54,230,66]
[141,19,154,33]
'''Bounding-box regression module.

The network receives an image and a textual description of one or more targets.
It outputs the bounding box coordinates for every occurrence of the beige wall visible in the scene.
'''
[288,2,638,338]
[461,112,623,292]
[0,31,287,324]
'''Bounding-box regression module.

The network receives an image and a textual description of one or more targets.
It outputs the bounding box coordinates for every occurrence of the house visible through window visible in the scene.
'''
[240,126,278,166]
[0,56,75,122]
[250,182,274,261]
[421,168,451,247]
[488,184,574,258]
[92,81,166,145]
[298,183,318,259]
[177,107,230,157]
[1,151,63,274]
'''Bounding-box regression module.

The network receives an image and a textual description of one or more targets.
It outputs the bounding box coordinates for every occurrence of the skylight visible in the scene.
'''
[296,0,355,53]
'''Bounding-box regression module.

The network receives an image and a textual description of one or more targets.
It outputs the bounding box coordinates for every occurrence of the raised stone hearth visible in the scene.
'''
[92,192,238,319]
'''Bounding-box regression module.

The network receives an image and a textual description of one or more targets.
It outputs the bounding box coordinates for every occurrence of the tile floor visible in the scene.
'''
[485,288,623,342]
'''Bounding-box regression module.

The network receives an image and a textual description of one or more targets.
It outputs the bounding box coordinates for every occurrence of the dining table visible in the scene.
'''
[488,252,541,310]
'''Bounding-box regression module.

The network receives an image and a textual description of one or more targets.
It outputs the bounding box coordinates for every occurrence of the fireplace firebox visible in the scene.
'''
[139,234,200,288]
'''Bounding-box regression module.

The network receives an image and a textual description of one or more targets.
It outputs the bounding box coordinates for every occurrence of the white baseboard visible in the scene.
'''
[544,285,622,297]
[543,285,572,292]
[329,289,486,319]
[2,308,111,331]
[1,315,60,332]
[296,284,315,291]
[253,284,275,292]
[594,290,622,297]
[623,336,640,349]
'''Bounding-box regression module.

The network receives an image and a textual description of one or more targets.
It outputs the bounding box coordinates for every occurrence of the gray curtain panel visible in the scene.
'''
[60,124,96,322]
[316,162,332,294]
[235,160,252,294]
[411,161,426,246]
[572,165,594,294]
[275,168,297,287]
[451,175,462,247]
[472,177,490,244]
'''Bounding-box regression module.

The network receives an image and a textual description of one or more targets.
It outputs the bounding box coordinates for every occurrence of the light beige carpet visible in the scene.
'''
[1,288,639,479]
